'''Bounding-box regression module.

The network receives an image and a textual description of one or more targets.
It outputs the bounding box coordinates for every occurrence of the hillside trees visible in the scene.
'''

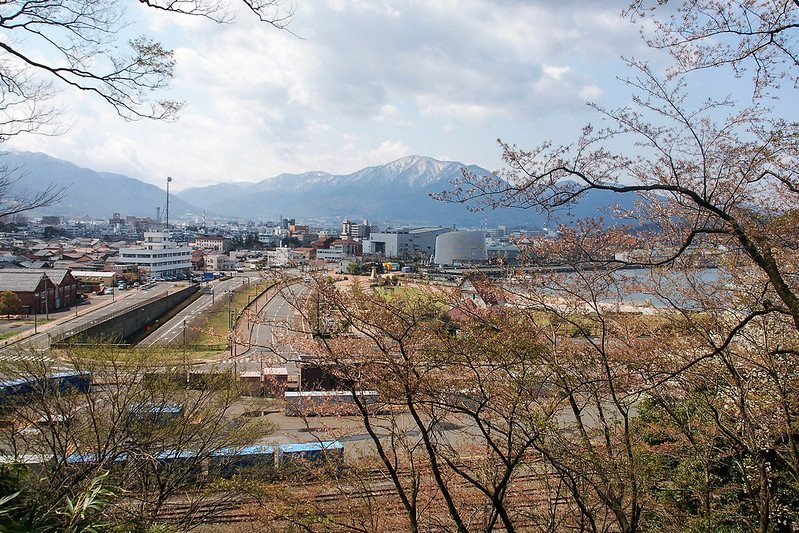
[427,1,799,531]
[246,1,799,532]
[283,279,560,532]
[0,347,271,530]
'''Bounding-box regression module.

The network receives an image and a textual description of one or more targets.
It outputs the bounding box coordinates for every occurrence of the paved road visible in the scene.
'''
[203,283,307,376]
[138,276,259,348]
[0,282,174,366]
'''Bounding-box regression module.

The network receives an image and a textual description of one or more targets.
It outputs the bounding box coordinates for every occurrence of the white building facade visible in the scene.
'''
[362,227,449,259]
[434,231,487,266]
[117,232,192,278]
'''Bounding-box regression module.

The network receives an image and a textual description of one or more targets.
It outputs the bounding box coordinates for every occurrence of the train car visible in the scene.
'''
[0,377,35,407]
[0,371,91,408]
[129,401,184,426]
[277,441,344,472]
[154,448,204,478]
[65,451,99,466]
[209,444,275,479]
[65,451,129,467]
[49,371,92,394]
[284,390,379,417]
[299,364,352,391]
[141,371,188,387]
[155,448,198,465]
[239,368,289,397]
[188,370,235,390]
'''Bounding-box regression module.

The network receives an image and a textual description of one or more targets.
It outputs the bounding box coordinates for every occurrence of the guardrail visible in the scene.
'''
[52,290,171,343]
[53,285,199,344]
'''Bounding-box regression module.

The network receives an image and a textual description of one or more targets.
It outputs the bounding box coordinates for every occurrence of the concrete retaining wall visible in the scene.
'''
[61,285,200,344]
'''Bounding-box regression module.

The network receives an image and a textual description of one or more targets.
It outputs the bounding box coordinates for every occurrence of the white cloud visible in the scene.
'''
[5,0,653,192]
[543,65,571,81]
[366,140,412,164]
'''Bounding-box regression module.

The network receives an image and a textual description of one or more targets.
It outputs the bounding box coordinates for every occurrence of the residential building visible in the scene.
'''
[266,247,305,267]
[194,235,231,252]
[205,254,236,272]
[341,219,372,240]
[191,249,206,271]
[316,248,343,262]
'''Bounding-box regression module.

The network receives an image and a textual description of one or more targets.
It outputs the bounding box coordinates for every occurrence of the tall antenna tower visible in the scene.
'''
[165,176,172,229]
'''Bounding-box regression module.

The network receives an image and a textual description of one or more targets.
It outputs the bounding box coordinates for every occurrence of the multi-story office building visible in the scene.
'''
[117,232,192,278]
[341,219,372,240]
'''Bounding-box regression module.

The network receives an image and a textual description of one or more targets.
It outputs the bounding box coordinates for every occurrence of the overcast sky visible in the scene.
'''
[8,1,663,191]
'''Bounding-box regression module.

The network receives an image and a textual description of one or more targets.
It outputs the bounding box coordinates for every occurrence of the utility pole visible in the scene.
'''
[227,291,232,329]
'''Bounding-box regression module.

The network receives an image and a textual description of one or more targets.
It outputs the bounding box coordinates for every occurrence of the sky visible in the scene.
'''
[7,1,664,191]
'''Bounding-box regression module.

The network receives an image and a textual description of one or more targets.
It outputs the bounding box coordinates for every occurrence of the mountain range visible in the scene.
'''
[1,151,195,220]
[3,151,635,227]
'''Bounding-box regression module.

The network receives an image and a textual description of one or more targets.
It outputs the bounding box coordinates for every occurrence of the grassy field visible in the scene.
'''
[0,319,52,341]
[188,281,272,349]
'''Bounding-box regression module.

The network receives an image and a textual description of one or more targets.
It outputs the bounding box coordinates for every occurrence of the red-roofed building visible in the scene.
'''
[311,237,336,250]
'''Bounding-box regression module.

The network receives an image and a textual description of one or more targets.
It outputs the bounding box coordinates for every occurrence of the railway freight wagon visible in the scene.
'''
[0,371,91,408]
[239,368,289,397]
[4,440,345,481]
[284,390,379,416]
[48,371,92,393]
[277,441,343,473]
[128,402,184,426]
[209,444,275,479]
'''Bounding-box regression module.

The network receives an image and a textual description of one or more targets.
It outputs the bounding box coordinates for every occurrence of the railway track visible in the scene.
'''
[153,464,562,529]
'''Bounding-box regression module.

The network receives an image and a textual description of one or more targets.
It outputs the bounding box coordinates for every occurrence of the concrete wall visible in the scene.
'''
[62,285,199,344]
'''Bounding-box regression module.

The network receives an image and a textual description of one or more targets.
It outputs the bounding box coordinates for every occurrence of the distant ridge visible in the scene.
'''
[178,155,637,226]
[3,151,637,226]
[1,151,199,219]
[177,155,500,225]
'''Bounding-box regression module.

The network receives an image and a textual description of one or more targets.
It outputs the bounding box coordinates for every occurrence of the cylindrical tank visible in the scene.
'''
[434,231,487,266]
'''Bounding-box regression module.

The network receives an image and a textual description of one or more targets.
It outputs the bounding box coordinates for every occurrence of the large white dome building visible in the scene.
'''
[434,231,487,266]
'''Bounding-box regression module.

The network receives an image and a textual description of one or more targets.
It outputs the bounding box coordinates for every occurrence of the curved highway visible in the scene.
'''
[138,276,259,348]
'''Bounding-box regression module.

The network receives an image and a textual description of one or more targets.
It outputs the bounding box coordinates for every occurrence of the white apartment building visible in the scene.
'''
[266,247,305,267]
[316,248,344,262]
[205,254,236,271]
[117,232,192,278]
